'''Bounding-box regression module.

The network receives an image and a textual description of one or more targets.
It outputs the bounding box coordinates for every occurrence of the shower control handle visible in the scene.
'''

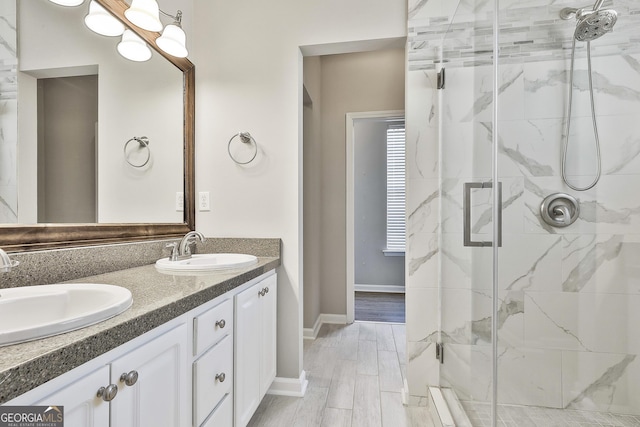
[540,193,580,228]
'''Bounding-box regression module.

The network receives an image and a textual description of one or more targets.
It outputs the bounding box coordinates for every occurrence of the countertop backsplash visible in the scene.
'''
[0,237,281,289]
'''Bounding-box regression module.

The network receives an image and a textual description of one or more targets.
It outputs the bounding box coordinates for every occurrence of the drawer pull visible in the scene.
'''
[120,370,139,386]
[215,319,226,329]
[258,289,264,297]
[264,286,269,294]
[215,372,226,383]
[97,384,118,402]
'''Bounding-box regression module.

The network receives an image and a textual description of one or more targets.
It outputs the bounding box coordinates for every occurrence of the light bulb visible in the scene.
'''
[156,24,188,58]
[124,0,163,32]
[85,0,125,37]
[117,30,152,62]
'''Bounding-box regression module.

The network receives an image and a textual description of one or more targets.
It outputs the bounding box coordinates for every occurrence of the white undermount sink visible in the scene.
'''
[0,283,132,347]
[155,253,258,274]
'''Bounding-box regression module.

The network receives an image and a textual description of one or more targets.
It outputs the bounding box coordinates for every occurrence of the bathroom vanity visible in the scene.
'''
[0,240,280,427]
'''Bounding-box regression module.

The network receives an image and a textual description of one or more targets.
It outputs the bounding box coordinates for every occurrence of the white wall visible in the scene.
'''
[18,0,184,224]
[192,1,406,380]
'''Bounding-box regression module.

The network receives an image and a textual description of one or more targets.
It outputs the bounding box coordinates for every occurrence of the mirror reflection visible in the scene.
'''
[1,0,184,225]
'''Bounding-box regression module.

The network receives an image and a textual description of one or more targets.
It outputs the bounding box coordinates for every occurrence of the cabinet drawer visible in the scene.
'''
[194,298,233,355]
[202,393,232,427]
[193,334,233,427]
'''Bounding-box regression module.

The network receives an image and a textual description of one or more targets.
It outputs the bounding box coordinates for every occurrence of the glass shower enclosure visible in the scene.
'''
[406,0,640,425]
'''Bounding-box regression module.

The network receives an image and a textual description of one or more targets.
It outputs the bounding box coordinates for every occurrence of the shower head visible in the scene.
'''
[559,0,617,43]
[574,9,617,41]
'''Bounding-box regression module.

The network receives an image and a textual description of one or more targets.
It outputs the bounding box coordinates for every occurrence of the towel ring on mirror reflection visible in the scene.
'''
[228,132,258,165]
[124,136,151,168]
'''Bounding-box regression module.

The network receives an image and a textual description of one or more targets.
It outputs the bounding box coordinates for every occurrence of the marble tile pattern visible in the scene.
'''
[0,0,17,223]
[0,237,281,403]
[408,0,640,70]
[405,0,640,415]
[463,400,640,426]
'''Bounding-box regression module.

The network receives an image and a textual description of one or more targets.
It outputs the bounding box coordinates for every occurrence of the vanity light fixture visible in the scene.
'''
[156,11,188,58]
[117,29,153,62]
[124,0,189,58]
[48,0,85,6]
[84,0,125,37]
[124,0,163,32]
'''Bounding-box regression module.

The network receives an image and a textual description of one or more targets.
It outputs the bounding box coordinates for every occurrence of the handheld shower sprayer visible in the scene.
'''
[558,0,617,191]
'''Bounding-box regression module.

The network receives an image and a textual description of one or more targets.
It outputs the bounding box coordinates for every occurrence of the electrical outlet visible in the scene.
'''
[199,191,210,211]
[175,192,184,212]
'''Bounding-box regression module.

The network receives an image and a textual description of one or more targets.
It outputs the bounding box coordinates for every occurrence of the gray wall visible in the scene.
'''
[303,56,323,329]
[38,75,97,223]
[303,48,405,329]
[354,119,405,288]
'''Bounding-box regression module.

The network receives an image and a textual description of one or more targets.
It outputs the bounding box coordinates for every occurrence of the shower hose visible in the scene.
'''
[561,38,602,191]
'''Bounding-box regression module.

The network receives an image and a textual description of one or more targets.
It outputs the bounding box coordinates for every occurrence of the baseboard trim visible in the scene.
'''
[354,284,405,293]
[303,313,348,340]
[266,370,309,397]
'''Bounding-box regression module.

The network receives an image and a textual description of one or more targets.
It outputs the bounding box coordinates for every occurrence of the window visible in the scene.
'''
[385,123,405,254]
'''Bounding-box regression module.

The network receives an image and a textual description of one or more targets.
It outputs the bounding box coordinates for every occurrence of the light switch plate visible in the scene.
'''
[176,192,184,212]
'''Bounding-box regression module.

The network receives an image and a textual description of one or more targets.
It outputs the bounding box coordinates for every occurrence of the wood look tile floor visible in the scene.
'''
[354,292,406,323]
[247,322,434,427]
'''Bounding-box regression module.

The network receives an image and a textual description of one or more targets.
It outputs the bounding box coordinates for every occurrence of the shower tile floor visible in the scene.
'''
[462,401,640,427]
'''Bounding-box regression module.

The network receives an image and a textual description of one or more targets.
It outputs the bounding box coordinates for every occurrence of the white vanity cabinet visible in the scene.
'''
[192,299,234,427]
[28,324,188,427]
[109,324,189,427]
[234,273,277,427]
[6,269,278,427]
[33,366,110,427]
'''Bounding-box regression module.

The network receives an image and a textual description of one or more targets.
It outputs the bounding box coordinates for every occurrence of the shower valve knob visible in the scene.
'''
[540,193,580,228]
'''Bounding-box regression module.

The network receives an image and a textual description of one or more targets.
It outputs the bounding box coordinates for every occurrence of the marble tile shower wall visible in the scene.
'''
[408,0,640,70]
[0,1,16,223]
[405,0,640,416]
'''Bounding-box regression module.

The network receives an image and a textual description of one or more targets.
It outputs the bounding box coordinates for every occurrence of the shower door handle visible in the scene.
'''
[463,182,502,247]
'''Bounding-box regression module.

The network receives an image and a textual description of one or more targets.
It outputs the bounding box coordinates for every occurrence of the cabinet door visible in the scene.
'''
[34,365,110,427]
[259,274,277,398]
[110,324,188,427]
[234,283,261,427]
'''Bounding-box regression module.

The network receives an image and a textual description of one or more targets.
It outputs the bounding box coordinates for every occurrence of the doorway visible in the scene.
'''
[301,46,406,336]
[346,112,405,323]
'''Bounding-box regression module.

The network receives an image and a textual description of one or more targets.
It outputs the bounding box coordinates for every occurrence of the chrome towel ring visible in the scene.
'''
[124,136,151,168]
[228,132,258,165]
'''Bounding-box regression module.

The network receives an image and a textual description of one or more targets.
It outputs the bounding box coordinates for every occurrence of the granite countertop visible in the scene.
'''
[0,256,280,404]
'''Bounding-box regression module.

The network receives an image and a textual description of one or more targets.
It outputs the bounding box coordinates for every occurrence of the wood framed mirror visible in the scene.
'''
[1,0,195,252]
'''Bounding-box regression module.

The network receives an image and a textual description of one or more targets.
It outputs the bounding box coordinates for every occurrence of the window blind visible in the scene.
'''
[386,124,406,251]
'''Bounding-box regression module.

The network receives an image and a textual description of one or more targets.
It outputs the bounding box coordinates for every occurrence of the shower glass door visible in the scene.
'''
[436,0,501,422]
[407,0,640,424]
[492,0,640,424]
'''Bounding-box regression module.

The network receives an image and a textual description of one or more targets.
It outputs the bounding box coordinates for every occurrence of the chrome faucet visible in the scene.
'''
[0,248,18,272]
[168,231,205,261]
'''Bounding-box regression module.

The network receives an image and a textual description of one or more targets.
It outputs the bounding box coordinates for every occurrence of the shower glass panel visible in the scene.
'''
[407,0,640,424]
[437,0,500,420]
[492,0,640,424]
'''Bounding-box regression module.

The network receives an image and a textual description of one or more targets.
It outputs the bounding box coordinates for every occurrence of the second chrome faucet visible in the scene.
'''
[167,231,205,261]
